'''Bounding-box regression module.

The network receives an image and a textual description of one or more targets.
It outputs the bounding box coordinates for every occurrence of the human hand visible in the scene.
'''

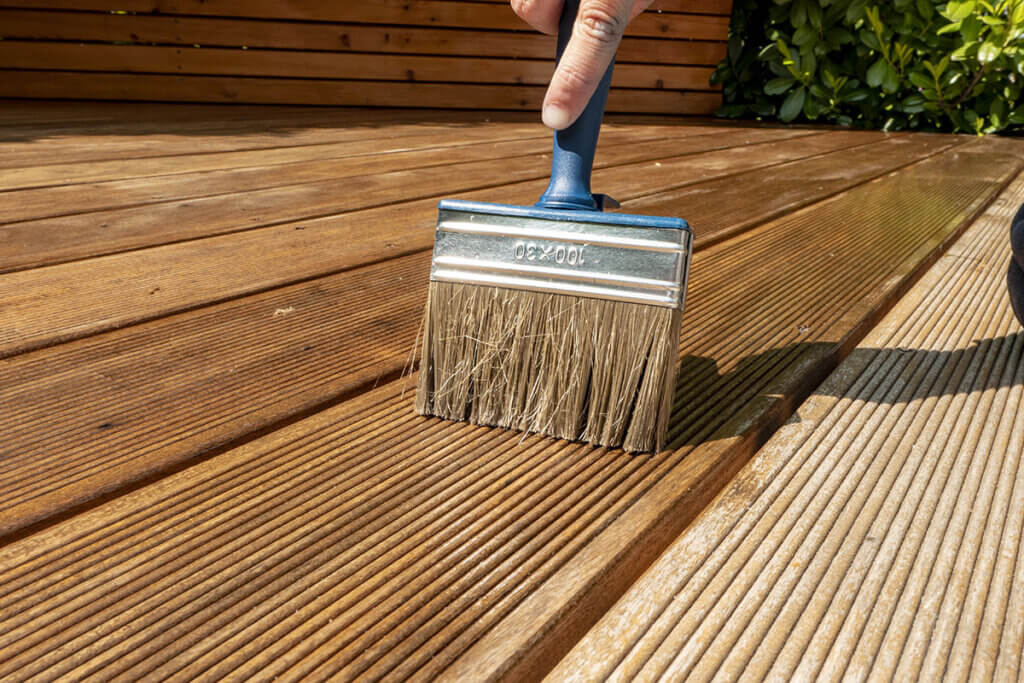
[511,0,654,130]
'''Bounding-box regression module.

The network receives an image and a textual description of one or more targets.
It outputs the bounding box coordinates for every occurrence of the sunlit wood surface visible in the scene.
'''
[1,101,1021,680]
[554,156,1024,683]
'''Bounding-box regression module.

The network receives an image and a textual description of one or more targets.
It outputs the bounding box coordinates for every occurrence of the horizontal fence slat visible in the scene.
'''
[0,0,731,110]
[473,0,734,14]
[0,70,724,112]
[0,1,730,40]
[0,10,727,65]
[0,43,718,91]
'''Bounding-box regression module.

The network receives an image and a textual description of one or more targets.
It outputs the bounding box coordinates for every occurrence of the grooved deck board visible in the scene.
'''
[4,127,882,357]
[0,118,1017,681]
[0,126,798,259]
[550,168,1024,682]
[0,132,957,539]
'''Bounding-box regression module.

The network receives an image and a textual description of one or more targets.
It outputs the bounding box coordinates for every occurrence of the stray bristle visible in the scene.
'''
[416,281,682,452]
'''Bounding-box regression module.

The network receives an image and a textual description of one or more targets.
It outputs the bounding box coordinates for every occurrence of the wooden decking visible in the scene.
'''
[552,163,1024,683]
[1,101,1023,680]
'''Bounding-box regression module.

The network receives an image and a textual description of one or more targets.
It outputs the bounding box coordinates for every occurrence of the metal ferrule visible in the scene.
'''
[429,204,692,311]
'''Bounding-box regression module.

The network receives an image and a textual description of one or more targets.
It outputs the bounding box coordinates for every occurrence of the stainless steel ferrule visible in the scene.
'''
[429,205,692,311]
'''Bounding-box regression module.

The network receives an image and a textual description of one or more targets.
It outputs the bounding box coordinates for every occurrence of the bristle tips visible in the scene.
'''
[416,282,682,452]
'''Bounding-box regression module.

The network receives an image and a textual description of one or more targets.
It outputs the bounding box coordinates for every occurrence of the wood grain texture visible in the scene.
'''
[0,43,719,92]
[0,71,725,113]
[0,9,728,64]
[0,124,1017,681]
[0,112,546,169]
[0,0,731,109]
[0,1,730,39]
[0,127,814,264]
[551,164,1024,683]
[3,126,854,357]
[0,129,955,539]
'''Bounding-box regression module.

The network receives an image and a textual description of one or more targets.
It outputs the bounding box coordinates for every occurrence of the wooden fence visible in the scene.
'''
[0,0,733,113]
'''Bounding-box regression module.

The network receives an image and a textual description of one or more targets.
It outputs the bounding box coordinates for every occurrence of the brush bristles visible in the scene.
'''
[416,281,682,452]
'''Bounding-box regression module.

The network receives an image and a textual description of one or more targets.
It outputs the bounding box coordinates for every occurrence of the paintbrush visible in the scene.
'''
[416,0,692,452]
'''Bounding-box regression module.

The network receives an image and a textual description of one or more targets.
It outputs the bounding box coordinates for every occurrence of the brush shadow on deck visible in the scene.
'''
[1,102,1022,680]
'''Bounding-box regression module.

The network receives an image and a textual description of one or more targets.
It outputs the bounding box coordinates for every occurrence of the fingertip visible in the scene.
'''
[542,102,572,130]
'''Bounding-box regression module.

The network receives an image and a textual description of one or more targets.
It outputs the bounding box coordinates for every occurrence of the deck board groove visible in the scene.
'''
[550,168,1024,683]
[0,131,967,539]
[0,127,807,265]
[0,104,1019,681]
[2,128,871,356]
[3,103,1024,681]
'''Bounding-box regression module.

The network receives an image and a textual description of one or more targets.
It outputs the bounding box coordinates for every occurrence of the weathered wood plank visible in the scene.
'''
[0,129,759,268]
[1,129,869,357]
[0,113,545,168]
[550,167,1024,683]
[0,125,556,191]
[0,43,718,92]
[0,132,953,540]
[0,138,1013,681]
[0,9,728,64]
[0,1,730,40]
[1,129,649,224]
[0,70,725,113]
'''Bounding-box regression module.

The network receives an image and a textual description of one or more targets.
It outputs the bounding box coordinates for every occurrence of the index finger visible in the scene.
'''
[542,0,634,130]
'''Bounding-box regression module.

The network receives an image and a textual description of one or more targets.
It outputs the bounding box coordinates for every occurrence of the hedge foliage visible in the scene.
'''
[712,0,1024,133]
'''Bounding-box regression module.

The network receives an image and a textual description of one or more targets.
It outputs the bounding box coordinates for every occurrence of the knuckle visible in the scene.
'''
[555,61,590,91]
[577,4,627,44]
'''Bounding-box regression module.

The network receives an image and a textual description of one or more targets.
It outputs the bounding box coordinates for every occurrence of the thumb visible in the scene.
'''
[542,0,633,130]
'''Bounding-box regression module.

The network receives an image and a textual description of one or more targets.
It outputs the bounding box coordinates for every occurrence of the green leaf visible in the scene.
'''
[765,76,797,94]
[860,29,883,50]
[846,0,868,23]
[901,94,927,111]
[728,34,744,64]
[909,70,934,88]
[978,40,1001,62]
[793,24,817,45]
[937,19,964,34]
[944,0,976,21]
[991,97,1008,126]
[917,0,935,19]
[843,88,872,102]
[791,0,808,28]
[807,1,823,29]
[950,43,973,60]
[780,86,807,121]
[804,95,825,118]
[825,27,855,45]
[882,62,901,92]
[960,14,982,42]
[866,58,889,86]
[802,48,817,76]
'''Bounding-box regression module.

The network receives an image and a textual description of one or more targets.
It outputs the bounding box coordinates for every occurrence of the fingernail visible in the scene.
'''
[543,103,571,130]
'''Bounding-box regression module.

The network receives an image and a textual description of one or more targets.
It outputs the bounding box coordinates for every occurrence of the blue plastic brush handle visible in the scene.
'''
[535,0,616,211]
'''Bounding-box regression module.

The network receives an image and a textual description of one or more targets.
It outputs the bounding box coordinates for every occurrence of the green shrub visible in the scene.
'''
[713,0,1024,134]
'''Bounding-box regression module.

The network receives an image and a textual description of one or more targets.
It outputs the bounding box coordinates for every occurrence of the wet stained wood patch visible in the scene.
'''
[1,101,1022,681]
